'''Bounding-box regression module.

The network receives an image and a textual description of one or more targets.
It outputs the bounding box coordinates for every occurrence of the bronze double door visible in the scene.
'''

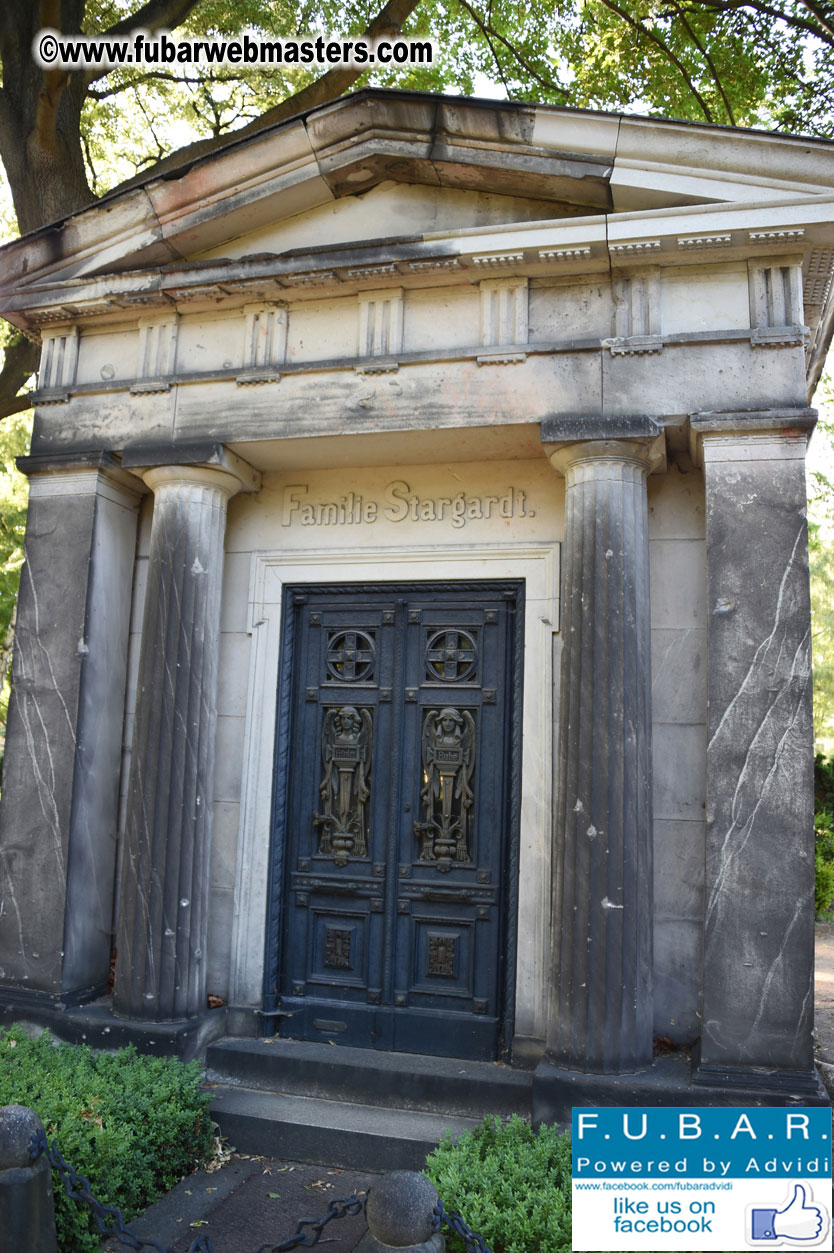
[266,581,523,1060]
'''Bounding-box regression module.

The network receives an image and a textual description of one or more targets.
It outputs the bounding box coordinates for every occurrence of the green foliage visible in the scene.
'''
[424,1115,572,1253]
[816,753,834,918]
[809,381,834,754]
[0,1025,214,1253]
[56,0,834,201]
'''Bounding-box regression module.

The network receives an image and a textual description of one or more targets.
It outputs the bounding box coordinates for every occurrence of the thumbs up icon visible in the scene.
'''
[751,1184,826,1243]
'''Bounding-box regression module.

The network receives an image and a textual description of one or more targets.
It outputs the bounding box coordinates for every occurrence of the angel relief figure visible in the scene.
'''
[414,707,476,872]
[313,705,372,866]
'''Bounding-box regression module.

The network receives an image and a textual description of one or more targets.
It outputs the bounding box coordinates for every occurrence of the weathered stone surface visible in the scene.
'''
[364,1171,439,1247]
[544,437,658,1074]
[696,422,816,1073]
[114,462,243,1021]
[0,1106,57,1253]
[0,460,139,998]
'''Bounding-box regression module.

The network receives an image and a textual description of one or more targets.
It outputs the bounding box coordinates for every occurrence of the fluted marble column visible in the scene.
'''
[546,437,658,1073]
[114,463,243,1021]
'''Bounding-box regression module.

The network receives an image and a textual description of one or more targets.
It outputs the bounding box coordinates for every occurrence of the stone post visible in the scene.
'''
[358,1171,445,1252]
[114,449,258,1021]
[0,454,140,1006]
[692,410,818,1083]
[542,422,664,1075]
[0,1106,57,1253]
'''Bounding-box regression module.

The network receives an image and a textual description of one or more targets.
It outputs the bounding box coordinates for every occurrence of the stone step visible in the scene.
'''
[205,1036,532,1119]
[208,1083,482,1172]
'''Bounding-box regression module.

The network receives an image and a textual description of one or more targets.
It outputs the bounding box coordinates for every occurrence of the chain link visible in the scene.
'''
[433,1197,492,1253]
[28,1129,365,1253]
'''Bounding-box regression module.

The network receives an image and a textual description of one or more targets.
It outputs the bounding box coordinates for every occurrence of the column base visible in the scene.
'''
[0,989,227,1061]
[532,1051,830,1126]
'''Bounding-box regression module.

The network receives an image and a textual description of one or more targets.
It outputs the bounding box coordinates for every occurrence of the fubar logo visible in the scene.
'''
[281,481,533,527]
[571,1107,832,1252]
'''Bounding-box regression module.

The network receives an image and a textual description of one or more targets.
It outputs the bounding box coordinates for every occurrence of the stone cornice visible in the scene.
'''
[7,195,834,332]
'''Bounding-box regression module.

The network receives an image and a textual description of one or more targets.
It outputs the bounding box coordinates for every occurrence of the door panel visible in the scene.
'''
[267,582,522,1061]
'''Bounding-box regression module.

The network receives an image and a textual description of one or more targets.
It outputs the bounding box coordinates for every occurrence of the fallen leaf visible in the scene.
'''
[268,1192,281,1199]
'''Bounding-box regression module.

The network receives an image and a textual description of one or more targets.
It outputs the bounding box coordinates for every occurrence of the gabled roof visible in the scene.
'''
[2,87,834,387]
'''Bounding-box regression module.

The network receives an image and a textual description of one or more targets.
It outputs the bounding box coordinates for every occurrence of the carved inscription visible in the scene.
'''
[428,934,457,977]
[314,706,372,866]
[414,708,475,872]
[282,482,532,528]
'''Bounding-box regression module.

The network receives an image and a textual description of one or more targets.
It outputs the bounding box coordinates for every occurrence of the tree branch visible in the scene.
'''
[86,70,202,100]
[0,336,39,423]
[691,0,834,47]
[85,0,205,84]
[101,0,204,40]
[452,0,571,97]
[105,0,424,193]
[672,0,736,123]
[597,0,716,121]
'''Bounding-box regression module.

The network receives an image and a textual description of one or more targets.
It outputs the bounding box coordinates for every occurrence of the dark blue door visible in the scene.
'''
[266,582,523,1061]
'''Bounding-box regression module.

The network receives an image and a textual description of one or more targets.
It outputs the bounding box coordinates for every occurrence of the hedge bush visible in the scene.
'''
[424,1114,572,1253]
[0,1025,214,1252]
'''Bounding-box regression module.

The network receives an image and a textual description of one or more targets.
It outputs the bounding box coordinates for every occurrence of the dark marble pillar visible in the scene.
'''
[545,434,661,1073]
[0,454,140,1005]
[114,462,244,1021]
[693,411,817,1080]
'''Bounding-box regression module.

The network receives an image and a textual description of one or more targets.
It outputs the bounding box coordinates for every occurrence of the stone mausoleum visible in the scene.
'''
[0,90,833,1130]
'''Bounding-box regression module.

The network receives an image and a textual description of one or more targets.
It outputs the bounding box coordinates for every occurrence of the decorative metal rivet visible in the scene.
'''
[310,612,321,624]
[398,900,410,914]
[483,689,496,703]
[371,898,383,912]
[477,906,489,920]
[405,688,418,701]
[473,999,487,1014]
[299,859,310,871]
[485,610,498,624]
[374,863,385,877]
[408,610,420,623]
[292,982,304,996]
[395,993,407,1006]
[296,893,308,907]
[477,870,490,883]
[306,687,317,701]
[380,688,392,702]
[399,865,411,878]
[368,989,381,1003]
[382,611,395,624]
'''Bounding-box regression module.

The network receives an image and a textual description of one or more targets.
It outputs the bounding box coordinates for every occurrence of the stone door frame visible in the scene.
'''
[228,543,558,1052]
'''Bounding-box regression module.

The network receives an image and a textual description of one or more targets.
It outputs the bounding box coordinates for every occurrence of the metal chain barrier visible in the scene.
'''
[433,1197,493,1253]
[27,1127,365,1253]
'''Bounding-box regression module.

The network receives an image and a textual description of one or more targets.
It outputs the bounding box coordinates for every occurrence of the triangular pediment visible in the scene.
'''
[1,88,833,297]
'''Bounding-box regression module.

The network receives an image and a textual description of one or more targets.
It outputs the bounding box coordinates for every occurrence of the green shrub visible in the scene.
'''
[0,1025,214,1252]
[815,753,834,918]
[424,1114,572,1253]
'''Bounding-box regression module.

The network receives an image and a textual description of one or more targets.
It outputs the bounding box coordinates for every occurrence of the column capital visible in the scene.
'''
[140,462,244,500]
[689,406,816,465]
[541,415,666,476]
[547,436,666,477]
[122,440,261,494]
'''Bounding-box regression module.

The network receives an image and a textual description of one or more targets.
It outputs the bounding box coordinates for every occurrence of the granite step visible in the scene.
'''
[205,1036,532,1119]
[208,1083,482,1171]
